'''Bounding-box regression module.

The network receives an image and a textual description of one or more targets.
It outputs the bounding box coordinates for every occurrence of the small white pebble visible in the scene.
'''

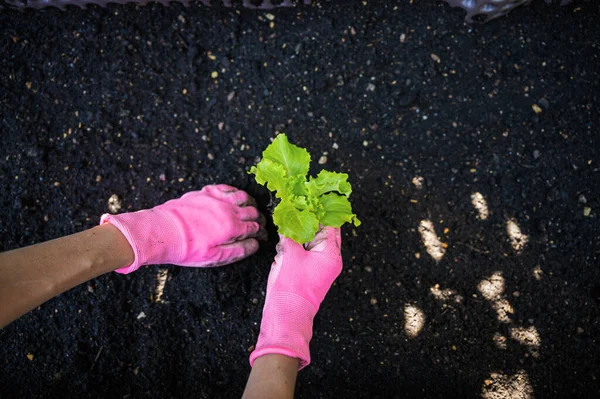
[318,155,327,165]
[108,194,121,214]
[363,140,369,147]
[137,312,146,320]
[332,142,339,150]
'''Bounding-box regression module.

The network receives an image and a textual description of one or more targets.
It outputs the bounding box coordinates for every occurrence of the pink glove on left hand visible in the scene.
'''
[250,226,343,370]
[100,184,266,274]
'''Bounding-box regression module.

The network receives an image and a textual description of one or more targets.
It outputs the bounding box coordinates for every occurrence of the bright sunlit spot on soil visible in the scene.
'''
[493,332,508,350]
[471,192,489,220]
[418,220,446,262]
[478,272,505,301]
[404,304,425,338]
[510,326,541,357]
[478,272,514,323]
[506,219,528,253]
[481,370,534,399]
[430,284,463,304]
[155,268,169,303]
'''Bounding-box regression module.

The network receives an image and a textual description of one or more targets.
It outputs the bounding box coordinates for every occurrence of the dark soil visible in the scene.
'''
[1,1,599,398]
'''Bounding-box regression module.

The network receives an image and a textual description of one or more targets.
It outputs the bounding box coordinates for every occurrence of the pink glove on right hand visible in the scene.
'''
[250,226,342,370]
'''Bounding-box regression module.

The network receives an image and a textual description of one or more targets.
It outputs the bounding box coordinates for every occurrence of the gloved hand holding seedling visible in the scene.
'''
[249,134,360,244]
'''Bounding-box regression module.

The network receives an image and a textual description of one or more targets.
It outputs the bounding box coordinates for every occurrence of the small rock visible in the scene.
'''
[318,155,327,165]
[137,312,146,320]
[27,353,34,361]
[412,176,424,189]
[159,174,166,181]
[578,194,587,204]
[583,207,591,217]
[108,194,121,214]
[362,140,369,147]
[576,327,584,334]
[400,33,406,43]
[265,13,275,21]
[364,266,373,272]
[370,298,378,305]
[366,83,376,92]
[332,142,339,150]
[533,150,540,159]
[227,91,235,101]
[211,71,219,79]
[430,53,441,63]
[218,122,224,131]
[207,153,215,160]
[95,175,102,183]
[531,104,543,114]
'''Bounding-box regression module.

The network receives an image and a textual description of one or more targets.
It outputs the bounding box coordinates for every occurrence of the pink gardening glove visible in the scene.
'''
[100,184,266,274]
[250,226,342,370]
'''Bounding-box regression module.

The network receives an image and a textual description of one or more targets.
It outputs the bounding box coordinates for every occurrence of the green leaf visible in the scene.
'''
[290,195,309,210]
[306,170,352,198]
[286,174,308,197]
[250,133,360,244]
[263,134,311,177]
[249,158,287,194]
[273,198,319,244]
[318,193,361,228]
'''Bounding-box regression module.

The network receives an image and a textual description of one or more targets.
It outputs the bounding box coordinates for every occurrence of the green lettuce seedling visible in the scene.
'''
[249,134,361,244]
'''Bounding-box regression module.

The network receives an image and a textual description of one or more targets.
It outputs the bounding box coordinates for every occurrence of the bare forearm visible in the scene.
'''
[0,223,134,327]
[243,354,299,399]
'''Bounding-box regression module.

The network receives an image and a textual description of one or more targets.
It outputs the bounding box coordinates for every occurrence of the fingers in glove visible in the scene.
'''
[212,184,239,193]
[305,226,341,252]
[237,205,260,222]
[219,238,260,262]
[237,207,267,229]
[223,189,255,206]
[232,221,267,242]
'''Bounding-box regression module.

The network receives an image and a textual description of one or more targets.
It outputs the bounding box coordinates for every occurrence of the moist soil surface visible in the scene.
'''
[1,1,599,398]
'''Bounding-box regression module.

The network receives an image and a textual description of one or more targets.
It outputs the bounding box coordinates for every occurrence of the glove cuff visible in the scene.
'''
[250,292,317,370]
[100,209,181,274]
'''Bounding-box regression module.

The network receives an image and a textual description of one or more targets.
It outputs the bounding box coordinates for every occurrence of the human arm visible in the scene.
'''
[0,223,133,328]
[242,354,299,399]
[0,184,265,328]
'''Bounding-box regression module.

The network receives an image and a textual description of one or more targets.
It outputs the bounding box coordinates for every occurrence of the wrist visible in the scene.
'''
[100,208,182,273]
[251,292,317,370]
[88,224,135,274]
